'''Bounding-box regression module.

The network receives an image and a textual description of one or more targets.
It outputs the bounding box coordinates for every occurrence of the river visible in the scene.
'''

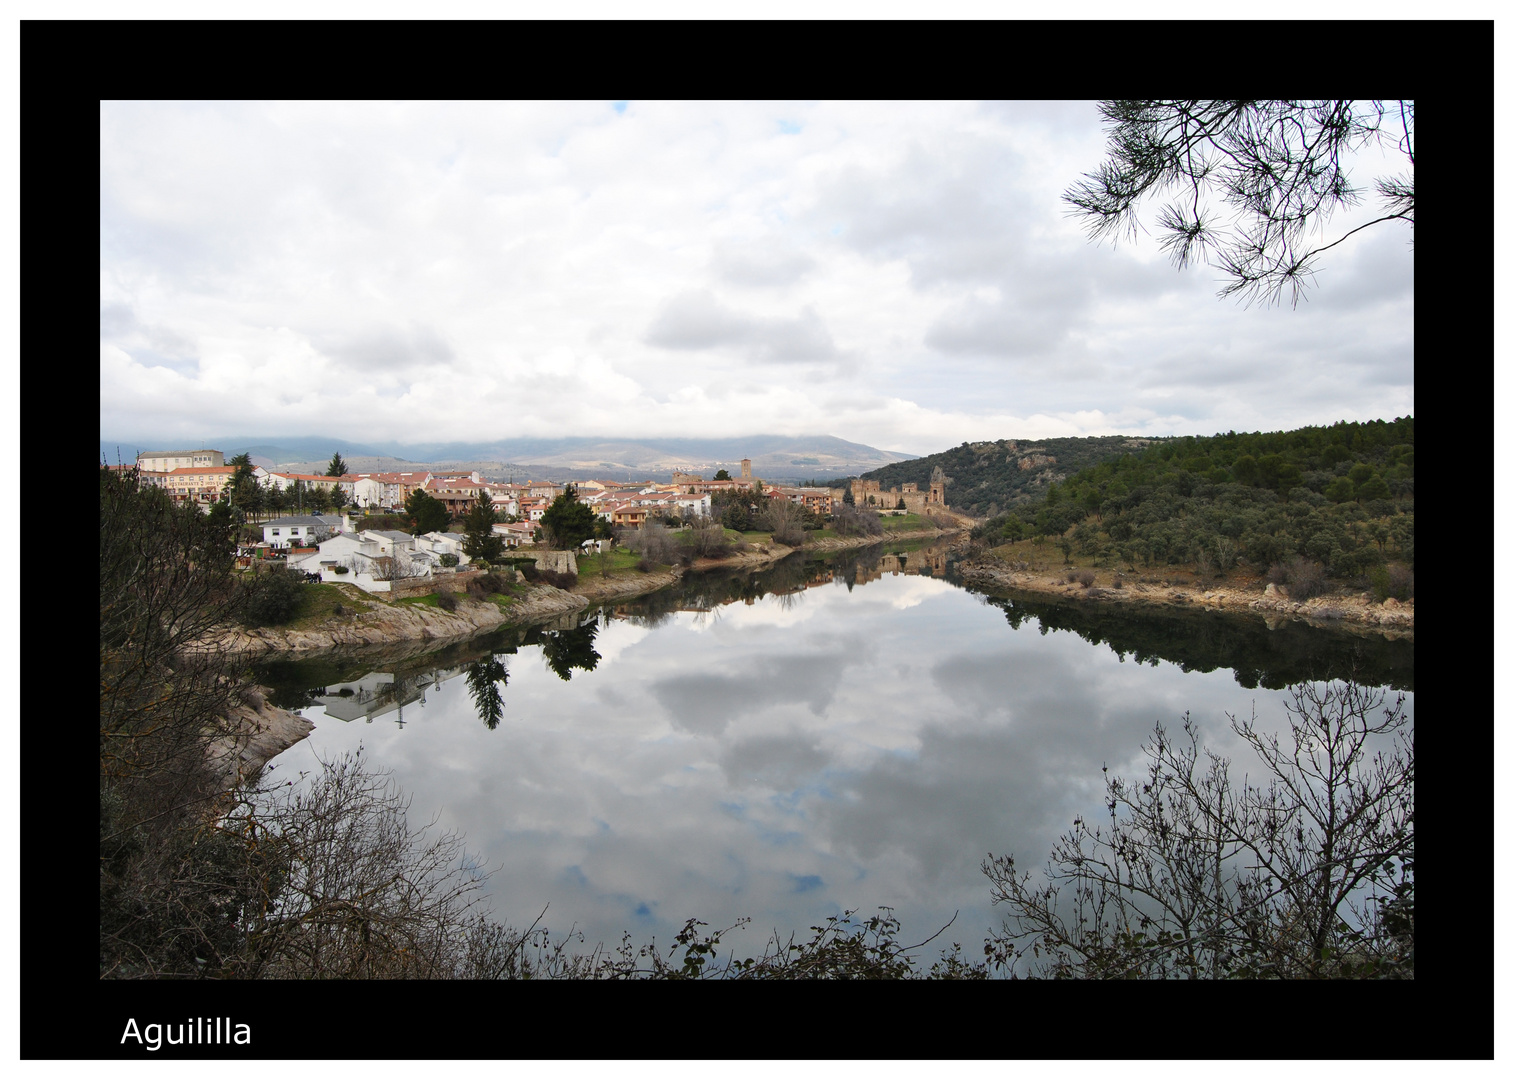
[252,541,1413,965]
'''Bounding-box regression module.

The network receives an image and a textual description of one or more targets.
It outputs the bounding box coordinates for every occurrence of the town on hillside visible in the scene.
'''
[116,447,955,596]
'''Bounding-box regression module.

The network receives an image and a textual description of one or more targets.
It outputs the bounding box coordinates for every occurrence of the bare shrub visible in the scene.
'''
[224,750,508,979]
[831,503,883,538]
[1270,556,1328,601]
[1070,568,1096,588]
[983,682,1413,979]
[466,579,488,601]
[764,499,807,547]
[435,587,458,611]
[1213,536,1238,574]
[687,517,733,559]
[623,523,678,566]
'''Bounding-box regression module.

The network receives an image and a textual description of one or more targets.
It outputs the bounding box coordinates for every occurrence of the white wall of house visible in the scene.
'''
[263,518,332,548]
[288,531,432,592]
[352,477,385,508]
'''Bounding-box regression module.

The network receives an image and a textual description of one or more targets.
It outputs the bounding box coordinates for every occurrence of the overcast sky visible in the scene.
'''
[100,100,1413,457]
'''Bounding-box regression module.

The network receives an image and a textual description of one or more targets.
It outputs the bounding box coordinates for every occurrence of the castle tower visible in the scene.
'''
[740,458,752,480]
[929,465,947,506]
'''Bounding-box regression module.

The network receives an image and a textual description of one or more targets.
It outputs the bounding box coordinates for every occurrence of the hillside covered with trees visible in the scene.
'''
[970,417,1414,592]
[851,435,1173,520]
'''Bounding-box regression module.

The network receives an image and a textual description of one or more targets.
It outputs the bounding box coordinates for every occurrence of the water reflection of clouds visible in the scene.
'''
[283,570,1412,956]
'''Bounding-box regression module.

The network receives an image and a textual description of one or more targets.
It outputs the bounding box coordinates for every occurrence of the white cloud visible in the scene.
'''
[100,100,1413,455]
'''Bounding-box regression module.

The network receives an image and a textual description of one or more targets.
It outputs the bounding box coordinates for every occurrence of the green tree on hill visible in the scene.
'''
[326,452,348,477]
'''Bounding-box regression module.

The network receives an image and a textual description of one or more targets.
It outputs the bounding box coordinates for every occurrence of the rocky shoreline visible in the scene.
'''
[956,560,1413,637]
[203,526,963,659]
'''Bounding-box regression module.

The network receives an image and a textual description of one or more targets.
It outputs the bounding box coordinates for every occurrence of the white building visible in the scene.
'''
[287,530,432,592]
[137,448,224,472]
[262,515,336,549]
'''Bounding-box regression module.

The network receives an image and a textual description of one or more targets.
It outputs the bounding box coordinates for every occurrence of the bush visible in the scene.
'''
[622,523,678,566]
[435,587,458,611]
[475,572,506,595]
[1268,556,1328,601]
[1069,568,1096,588]
[1369,563,1414,603]
[439,553,459,568]
[241,568,306,627]
[466,580,488,601]
[831,504,883,538]
[538,569,578,589]
[764,499,807,546]
[686,518,734,559]
[333,565,349,575]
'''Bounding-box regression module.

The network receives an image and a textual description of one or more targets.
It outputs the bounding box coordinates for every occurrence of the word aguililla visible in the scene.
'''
[121,1017,251,1051]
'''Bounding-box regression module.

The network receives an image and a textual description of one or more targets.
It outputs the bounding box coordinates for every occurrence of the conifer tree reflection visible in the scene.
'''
[539,622,602,681]
[465,655,510,730]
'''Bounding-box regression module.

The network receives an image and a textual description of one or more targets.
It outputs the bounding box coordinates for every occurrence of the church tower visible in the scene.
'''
[740,458,752,480]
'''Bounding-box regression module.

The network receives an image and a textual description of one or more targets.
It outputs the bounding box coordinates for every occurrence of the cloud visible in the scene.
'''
[650,653,843,736]
[99,100,1412,451]
[645,290,846,368]
[317,322,455,373]
[711,240,816,288]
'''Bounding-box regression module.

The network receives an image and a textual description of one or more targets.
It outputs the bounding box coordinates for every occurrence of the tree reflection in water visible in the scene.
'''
[532,620,603,682]
[465,656,510,730]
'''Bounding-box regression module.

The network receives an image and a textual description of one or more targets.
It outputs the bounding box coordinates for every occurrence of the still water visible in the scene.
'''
[255,544,1413,960]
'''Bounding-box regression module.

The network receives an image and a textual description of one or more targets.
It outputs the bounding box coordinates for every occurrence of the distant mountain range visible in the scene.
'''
[98,435,918,484]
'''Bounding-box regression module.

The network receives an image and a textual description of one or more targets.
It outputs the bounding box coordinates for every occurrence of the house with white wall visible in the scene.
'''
[262,515,335,549]
[287,529,433,592]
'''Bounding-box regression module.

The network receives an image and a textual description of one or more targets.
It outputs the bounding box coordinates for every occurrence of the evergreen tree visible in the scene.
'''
[404,488,451,535]
[539,484,597,551]
[463,491,504,563]
[326,452,348,477]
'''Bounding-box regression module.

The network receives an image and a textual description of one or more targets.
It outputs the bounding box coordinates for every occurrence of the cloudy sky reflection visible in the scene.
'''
[278,572,1412,957]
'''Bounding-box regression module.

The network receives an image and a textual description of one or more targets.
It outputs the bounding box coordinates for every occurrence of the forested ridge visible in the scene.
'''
[856,434,1173,519]
[956,417,1414,588]
[846,418,1412,587]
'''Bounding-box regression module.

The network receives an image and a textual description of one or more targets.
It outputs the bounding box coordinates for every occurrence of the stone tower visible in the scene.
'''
[741,458,752,480]
[929,465,947,506]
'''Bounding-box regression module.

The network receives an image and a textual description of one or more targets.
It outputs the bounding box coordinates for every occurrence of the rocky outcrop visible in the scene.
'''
[568,566,683,603]
[205,688,315,788]
[198,595,515,658]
